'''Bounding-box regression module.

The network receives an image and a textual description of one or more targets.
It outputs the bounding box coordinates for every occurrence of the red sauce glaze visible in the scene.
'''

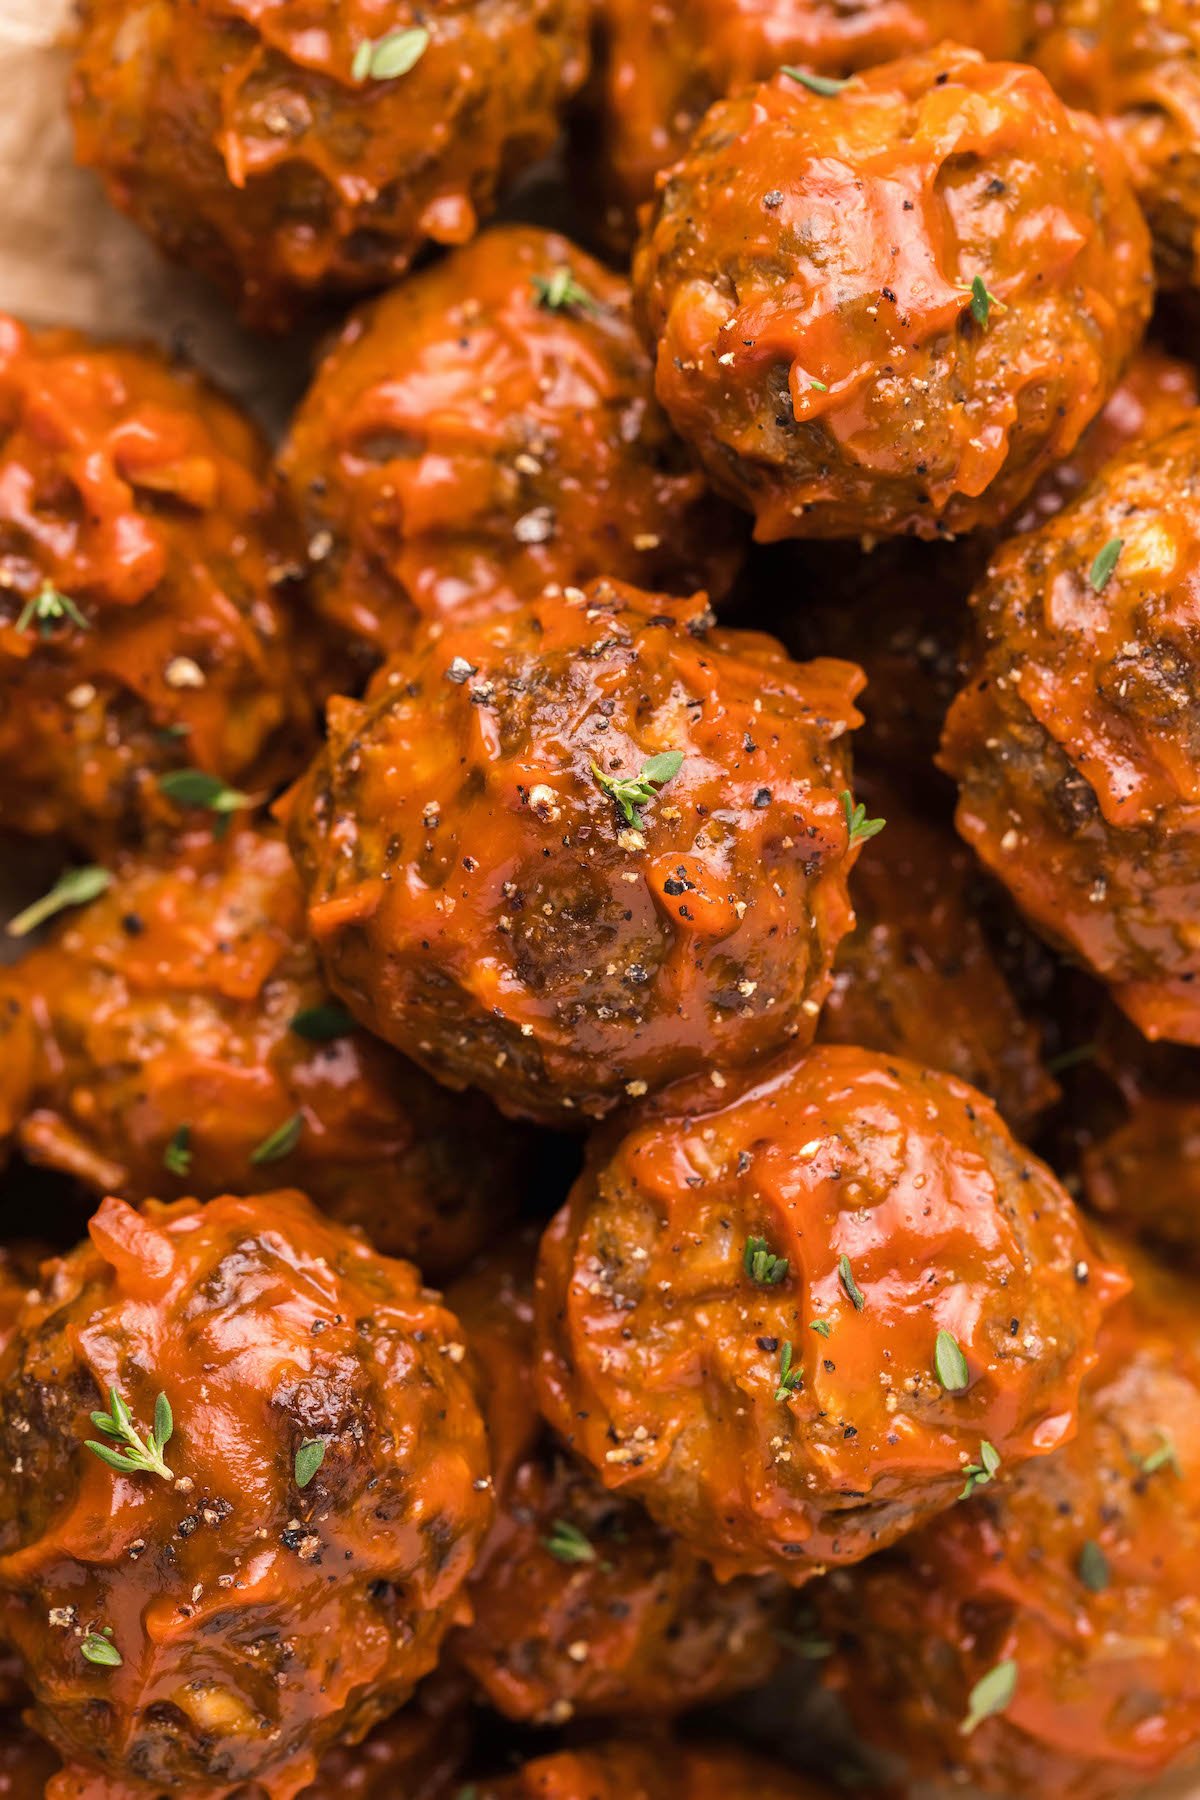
[939,414,1200,1046]
[285,579,866,1125]
[475,1742,838,1800]
[817,781,1059,1136]
[535,1043,1126,1583]
[579,0,1036,249]
[0,1192,492,1800]
[1032,0,1200,291]
[278,226,746,677]
[447,1235,786,1722]
[69,0,590,328]
[0,823,529,1274]
[0,318,315,853]
[819,1239,1200,1797]
[633,45,1152,542]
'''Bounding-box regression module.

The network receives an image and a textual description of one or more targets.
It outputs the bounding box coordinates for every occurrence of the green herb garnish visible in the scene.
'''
[840,790,885,847]
[86,1389,174,1483]
[961,1659,1017,1735]
[1133,1427,1181,1479]
[295,1439,326,1489]
[1088,537,1124,593]
[80,1629,122,1668]
[744,1236,789,1286]
[935,1329,970,1394]
[290,1003,356,1043]
[592,750,683,829]
[810,1319,832,1338]
[963,275,1002,328]
[532,268,597,314]
[960,1440,1001,1499]
[775,1341,803,1401]
[543,1518,597,1564]
[782,66,851,96]
[249,1112,304,1167]
[1077,1539,1110,1592]
[15,581,89,638]
[7,865,110,938]
[163,1124,192,1178]
[838,1254,865,1311]
[352,26,430,82]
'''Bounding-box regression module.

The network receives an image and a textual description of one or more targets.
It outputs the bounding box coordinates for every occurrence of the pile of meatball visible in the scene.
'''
[2,2,1200,1797]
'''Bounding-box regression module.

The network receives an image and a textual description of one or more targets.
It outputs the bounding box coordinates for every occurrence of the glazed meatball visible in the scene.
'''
[475,1742,834,1800]
[0,1190,491,1798]
[939,415,1200,1046]
[0,318,314,854]
[448,1237,785,1722]
[287,579,866,1125]
[581,0,1036,248]
[70,1,590,328]
[0,823,528,1273]
[633,45,1152,542]
[817,784,1058,1135]
[278,227,745,675]
[1032,0,1200,291]
[818,1241,1200,1798]
[536,1044,1125,1582]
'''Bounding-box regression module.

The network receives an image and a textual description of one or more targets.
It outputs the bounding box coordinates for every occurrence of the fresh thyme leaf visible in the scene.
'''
[840,790,885,847]
[961,1659,1017,1735]
[543,1518,597,1564]
[80,1630,122,1668]
[592,750,684,829]
[7,865,111,938]
[290,1003,356,1043]
[1045,1041,1098,1076]
[353,26,430,82]
[84,1387,174,1483]
[775,1340,803,1401]
[744,1235,789,1286]
[782,65,851,96]
[960,1439,1001,1499]
[14,581,90,638]
[965,275,1002,327]
[158,769,252,837]
[810,1319,832,1338]
[163,1124,192,1178]
[1133,1426,1181,1479]
[838,1253,865,1311]
[1077,1539,1110,1592]
[531,268,598,313]
[935,1329,970,1394]
[295,1439,326,1489]
[249,1112,304,1166]
[1088,537,1124,594]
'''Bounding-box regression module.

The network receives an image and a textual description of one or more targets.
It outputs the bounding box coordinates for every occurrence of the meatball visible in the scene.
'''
[70,1,590,328]
[0,1190,492,1798]
[299,1677,471,1800]
[278,227,745,675]
[0,822,527,1274]
[286,579,866,1125]
[1032,0,1200,291]
[633,45,1152,542]
[580,0,1036,248]
[474,1743,832,1800]
[448,1237,785,1722]
[0,318,314,854]
[939,415,1200,1046]
[818,1241,1200,1798]
[817,783,1058,1135]
[536,1043,1125,1582]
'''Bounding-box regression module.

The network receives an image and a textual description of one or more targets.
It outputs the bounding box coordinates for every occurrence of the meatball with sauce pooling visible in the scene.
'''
[536,1043,1126,1582]
[940,414,1200,1048]
[0,823,528,1274]
[447,1234,786,1721]
[580,0,1037,249]
[278,226,745,677]
[286,578,866,1125]
[69,0,591,328]
[0,1190,492,1800]
[475,1741,857,1800]
[818,1239,1200,1799]
[633,44,1152,542]
[0,317,314,854]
